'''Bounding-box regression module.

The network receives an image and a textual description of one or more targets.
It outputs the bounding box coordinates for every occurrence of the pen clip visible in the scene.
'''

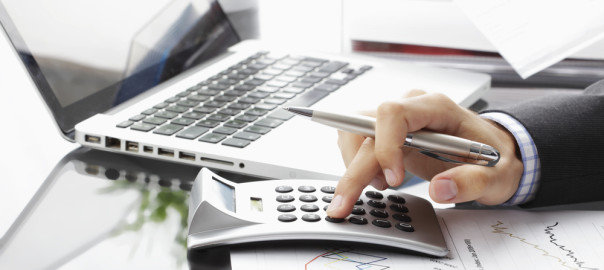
[419,151,499,167]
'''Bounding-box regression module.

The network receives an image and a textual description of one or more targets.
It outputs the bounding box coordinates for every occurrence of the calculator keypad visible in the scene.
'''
[273,184,415,233]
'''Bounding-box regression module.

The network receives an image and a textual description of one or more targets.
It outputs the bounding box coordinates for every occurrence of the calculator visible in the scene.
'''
[187,168,449,257]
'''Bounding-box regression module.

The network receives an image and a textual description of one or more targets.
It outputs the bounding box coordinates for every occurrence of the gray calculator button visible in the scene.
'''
[297,185,316,193]
[351,207,366,215]
[300,204,319,212]
[393,213,412,222]
[372,219,391,228]
[387,194,406,204]
[278,214,297,222]
[365,191,384,199]
[370,209,389,218]
[395,222,415,232]
[349,216,368,225]
[275,185,293,193]
[276,194,295,203]
[368,200,386,209]
[355,199,364,205]
[299,194,317,202]
[302,214,321,222]
[322,195,333,203]
[320,186,336,194]
[390,203,409,213]
[277,204,296,212]
[325,216,345,223]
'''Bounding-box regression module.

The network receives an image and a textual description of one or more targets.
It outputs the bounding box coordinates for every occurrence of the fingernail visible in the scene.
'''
[384,169,397,186]
[433,179,457,201]
[326,194,343,214]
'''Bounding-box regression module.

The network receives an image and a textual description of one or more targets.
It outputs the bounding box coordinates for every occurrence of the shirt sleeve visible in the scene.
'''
[480,112,541,205]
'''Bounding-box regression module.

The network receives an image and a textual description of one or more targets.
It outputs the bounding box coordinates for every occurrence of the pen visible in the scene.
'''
[282,106,500,167]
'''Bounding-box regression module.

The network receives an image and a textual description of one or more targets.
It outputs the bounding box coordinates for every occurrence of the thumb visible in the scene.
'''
[429,165,504,205]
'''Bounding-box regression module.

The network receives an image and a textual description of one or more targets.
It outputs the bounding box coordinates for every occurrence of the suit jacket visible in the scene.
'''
[484,79,604,207]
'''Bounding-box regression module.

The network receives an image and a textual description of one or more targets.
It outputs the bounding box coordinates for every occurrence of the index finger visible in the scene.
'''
[326,137,381,218]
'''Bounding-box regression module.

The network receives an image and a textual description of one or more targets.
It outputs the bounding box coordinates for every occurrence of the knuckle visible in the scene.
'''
[377,101,405,117]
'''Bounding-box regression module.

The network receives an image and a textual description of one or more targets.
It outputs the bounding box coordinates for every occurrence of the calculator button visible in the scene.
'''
[325,216,345,223]
[278,214,297,222]
[372,219,392,228]
[365,191,384,199]
[393,213,412,222]
[301,204,319,212]
[298,186,316,193]
[351,207,366,215]
[355,199,364,205]
[299,194,317,202]
[370,209,389,218]
[275,185,293,193]
[395,222,415,232]
[302,214,321,222]
[349,216,368,225]
[277,204,296,212]
[367,200,386,209]
[390,203,409,213]
[321,195,333,203]
[320,186,336,194]
[387,194,406,204]
[276,194,295,203]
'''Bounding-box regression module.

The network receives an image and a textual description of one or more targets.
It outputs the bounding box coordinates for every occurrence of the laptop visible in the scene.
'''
[0,0,490,180]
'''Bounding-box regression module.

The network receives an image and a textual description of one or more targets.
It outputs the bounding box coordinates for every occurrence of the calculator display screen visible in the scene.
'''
[211,177,235,212]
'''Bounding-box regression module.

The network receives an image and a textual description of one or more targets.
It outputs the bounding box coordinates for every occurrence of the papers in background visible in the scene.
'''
[231,209,604,269]
[454,0,604,79]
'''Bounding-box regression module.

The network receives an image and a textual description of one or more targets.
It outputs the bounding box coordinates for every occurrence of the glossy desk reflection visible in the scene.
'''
[0,148,250,270]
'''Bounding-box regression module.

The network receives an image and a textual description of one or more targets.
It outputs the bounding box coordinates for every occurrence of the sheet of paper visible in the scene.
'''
[453,0,604,79]
[231,209,604,269]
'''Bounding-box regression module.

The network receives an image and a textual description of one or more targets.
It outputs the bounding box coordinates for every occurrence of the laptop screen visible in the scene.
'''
[0,0,240,139]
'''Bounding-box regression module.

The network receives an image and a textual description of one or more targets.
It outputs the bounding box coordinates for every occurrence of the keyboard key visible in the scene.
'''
[141,108,158,115]
[116,120,134,128]
[256,118,283,128]
[245,125,271,135]
[129,114,146,121]
[222,138,251,148]
[176,126,209,139]
[234,132,261,141]
[318,61,348,73]
[193,106,216,114]
[131,123,155,132]
[155,111,179,119]
[153,124,184,135]
[207,113,231,122]
[166,105,189,113]
[267,110,295,121]
[171,118,195,126]
[214,126,237,135]
[235,114,258,122]
[196,119,221,128]
[199,133,226,143]
[182,112,205,120]
[285,89,329,107]
[314,83,339,92]
[224,120,248,129]
[143,117,167,125]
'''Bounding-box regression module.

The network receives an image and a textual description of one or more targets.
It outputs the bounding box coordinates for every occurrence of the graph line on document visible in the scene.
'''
[491,220,576,270]
[544,222,598,270]
[305,248,390,270]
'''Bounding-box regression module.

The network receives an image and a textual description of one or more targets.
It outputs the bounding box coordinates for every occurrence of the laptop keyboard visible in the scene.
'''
[116,51,372,148]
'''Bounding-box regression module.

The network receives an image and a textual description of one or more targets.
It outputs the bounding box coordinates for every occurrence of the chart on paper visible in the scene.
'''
[231,209,604,270]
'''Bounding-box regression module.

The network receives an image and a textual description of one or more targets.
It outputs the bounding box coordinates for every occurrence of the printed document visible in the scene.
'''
[231,209,604,269]
[453,0,604,79]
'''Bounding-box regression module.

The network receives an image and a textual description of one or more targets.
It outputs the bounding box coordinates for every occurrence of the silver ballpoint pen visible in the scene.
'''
[282,106,500,167]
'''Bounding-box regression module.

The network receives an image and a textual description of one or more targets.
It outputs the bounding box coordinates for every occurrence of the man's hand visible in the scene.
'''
[326,90,523,218]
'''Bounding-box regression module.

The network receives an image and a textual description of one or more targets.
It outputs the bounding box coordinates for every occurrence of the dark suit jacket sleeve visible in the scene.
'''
[482,79,604,207]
